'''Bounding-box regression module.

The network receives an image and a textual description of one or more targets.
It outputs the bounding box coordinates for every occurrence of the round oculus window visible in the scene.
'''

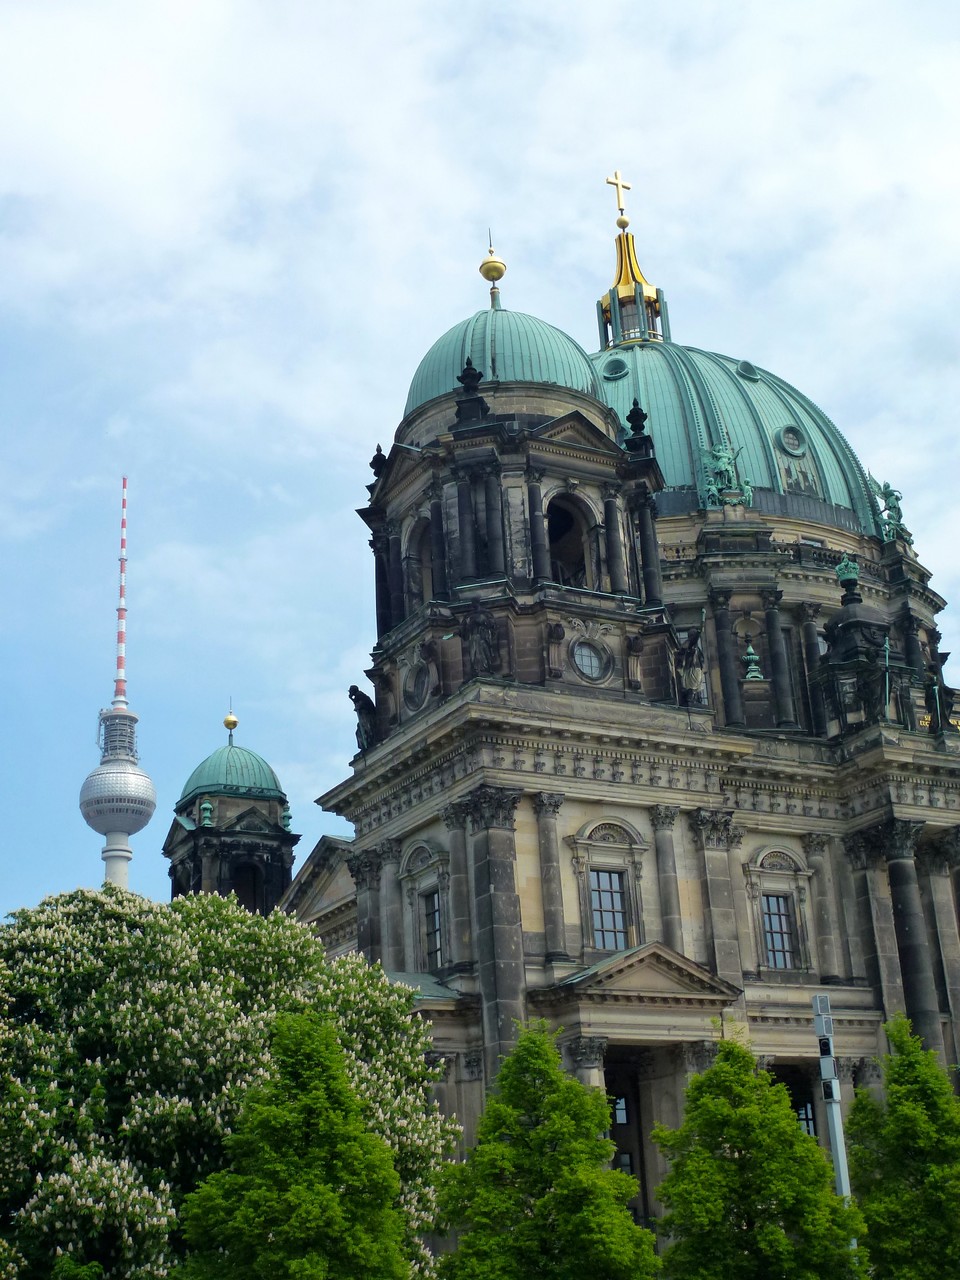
[602,356,629,381]
[572,639,604,680]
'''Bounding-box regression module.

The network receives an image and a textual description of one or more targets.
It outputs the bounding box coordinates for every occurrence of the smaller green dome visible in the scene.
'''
[404,308,604,418]
[178,744,285,808]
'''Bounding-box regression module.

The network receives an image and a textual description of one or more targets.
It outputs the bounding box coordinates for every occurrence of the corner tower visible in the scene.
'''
[79,477,156,888]
[163,713,299,914]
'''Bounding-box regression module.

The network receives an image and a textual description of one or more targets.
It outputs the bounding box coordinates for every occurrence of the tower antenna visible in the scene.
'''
[79,477,156,888]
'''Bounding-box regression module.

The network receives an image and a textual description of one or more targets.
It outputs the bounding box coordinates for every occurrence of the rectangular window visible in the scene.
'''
[423,889,442,969]
[612,1096,629,1125]
[796,1101,816,1136]
[590,869,628,950]
[762,893,796,969]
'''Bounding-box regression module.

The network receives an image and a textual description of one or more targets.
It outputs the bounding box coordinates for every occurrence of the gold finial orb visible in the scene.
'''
[224,711,239,732]
[479,245,506,283]
[616,215,630,230]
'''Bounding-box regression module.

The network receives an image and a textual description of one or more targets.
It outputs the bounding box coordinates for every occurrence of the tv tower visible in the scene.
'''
[79,477,156,888]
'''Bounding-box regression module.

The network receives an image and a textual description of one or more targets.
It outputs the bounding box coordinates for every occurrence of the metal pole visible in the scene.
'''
[812,995,853,1204]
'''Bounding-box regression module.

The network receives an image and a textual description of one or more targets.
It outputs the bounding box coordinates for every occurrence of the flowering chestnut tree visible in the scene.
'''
[0,887,456,1279]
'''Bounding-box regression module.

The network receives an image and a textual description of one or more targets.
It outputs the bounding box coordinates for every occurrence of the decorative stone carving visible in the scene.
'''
[425,1051,453,1080]
[346,851,381,891]
[374,838,401,866]
[568,1035,608,1069]
[547,622,565,679]
[876,817,923,863]
[677,1040,718,1074]
[463,785,522,833]
[801,832,830,858]
[533,792,564,818]
[844,831,882,872]
[689,808,744,850]
[463,1050,484,1081]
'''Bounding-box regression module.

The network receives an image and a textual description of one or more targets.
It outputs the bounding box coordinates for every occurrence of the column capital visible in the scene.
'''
[602,481,622,501]
[464,784,522,833]
[799,601,822,624]
[689,808,744,850]
[567,1035,607,1069]
[533,792,565,818]
[761,587,784,610]
[440,800,471,832]
[801,832,830,859]
[346,851,381,891]
[675,1039,718,1074]
[526,467,545,486]
[709,588,732,612]
[876,817,924,863]
[650,804,680,832]
[843,830,883,872]
[374,838,402,866]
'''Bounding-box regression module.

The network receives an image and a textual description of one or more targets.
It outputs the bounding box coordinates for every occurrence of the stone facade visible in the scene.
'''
[285,234,960,1217]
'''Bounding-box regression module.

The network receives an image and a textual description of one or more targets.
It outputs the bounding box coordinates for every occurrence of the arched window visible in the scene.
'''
[232,863,265,915]
[568,820,646,956]
[744,849,813,974]
[404,518,433,611]
[400,842,449,973]
[547,496,594,589]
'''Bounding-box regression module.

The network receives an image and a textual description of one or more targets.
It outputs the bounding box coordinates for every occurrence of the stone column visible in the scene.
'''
[347,849,382,963]
[567,1034,607,1089]
[377,839,404,971]
[800,603,828,736]
[844,831,906,1023]
[870,819,943,1056]
[689,809,745,988]
[710,590,745,728]
[456,470,477,580]
[634,490,663,606]
[527,470,551,581]
[603,485,629,595]
[387,523,404,627]
[802,833,841,983]
[429,486,448,600]
[762,589,799,729]
[533,792,568,961]
[651,804,683,954]
[901,609,926,681]
[369,530,392,636]
[441,801,474,972]
[919,834,960,1064]
[484,465,505,577]
[465,784,525,1080]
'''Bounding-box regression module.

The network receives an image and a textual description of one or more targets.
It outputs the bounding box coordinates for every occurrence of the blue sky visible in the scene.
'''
[2,0,959,917]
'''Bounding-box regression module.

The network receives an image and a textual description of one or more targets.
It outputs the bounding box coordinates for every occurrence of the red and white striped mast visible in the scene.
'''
[79,477,156,888]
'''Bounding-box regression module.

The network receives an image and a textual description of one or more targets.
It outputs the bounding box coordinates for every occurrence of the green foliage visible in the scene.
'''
[0,887,456,1278]
[653,1037,866,1280]
[51,1259,104,1279]
[179,1011,407,1279]
[847,1014,960,1279]
[438,1022,659,1280]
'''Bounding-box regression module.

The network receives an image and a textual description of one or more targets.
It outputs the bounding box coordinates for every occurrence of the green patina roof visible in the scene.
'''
[178,744,285,808]
[592,341,882,535]
[404,307,604,418]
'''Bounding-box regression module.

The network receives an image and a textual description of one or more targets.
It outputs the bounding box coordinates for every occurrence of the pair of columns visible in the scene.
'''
[456,465,506,580]
[710,588,799,729]
[845,818,960,1059]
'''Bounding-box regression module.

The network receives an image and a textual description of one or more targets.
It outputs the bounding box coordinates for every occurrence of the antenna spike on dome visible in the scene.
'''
[224,701,239,746]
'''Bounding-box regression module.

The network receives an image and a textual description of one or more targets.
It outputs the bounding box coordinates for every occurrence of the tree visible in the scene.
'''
[179,1011,407,1279]
[0,888,456,1279]
[437,1022,659,1280]
[847,1013,960,1279]
[652,1037,866,1280]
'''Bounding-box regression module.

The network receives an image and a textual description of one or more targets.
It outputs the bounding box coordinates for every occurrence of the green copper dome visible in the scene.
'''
[178,744,285,808]
[404,308,604,418]
[592,341,882,536]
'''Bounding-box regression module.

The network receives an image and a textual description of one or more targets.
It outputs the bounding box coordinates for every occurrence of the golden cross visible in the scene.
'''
[606,169,632,214]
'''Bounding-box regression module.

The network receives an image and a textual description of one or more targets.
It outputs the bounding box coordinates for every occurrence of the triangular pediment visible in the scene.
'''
[222,806,285,836]
[532,410,622,456]
[558,942,740,1004]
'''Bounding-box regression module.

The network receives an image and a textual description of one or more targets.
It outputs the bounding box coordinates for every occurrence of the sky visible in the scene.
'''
[2,0,959,919]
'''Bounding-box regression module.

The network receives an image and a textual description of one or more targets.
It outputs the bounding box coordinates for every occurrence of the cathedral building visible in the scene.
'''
[283,178,960,1211]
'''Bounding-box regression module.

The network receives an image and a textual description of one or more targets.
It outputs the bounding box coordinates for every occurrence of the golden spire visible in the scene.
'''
[479,232,506,309]
[224,703,238,745]
[600,169,663,344]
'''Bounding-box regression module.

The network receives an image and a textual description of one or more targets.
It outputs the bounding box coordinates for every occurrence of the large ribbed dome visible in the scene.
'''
[592,341,882,536]
[178,744,285,808]
[404,308,604,418]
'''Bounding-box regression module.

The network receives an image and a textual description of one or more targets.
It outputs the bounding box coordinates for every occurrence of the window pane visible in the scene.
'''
[762,893,796,969]
[423,889,442,969]
[589,869,627,949]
